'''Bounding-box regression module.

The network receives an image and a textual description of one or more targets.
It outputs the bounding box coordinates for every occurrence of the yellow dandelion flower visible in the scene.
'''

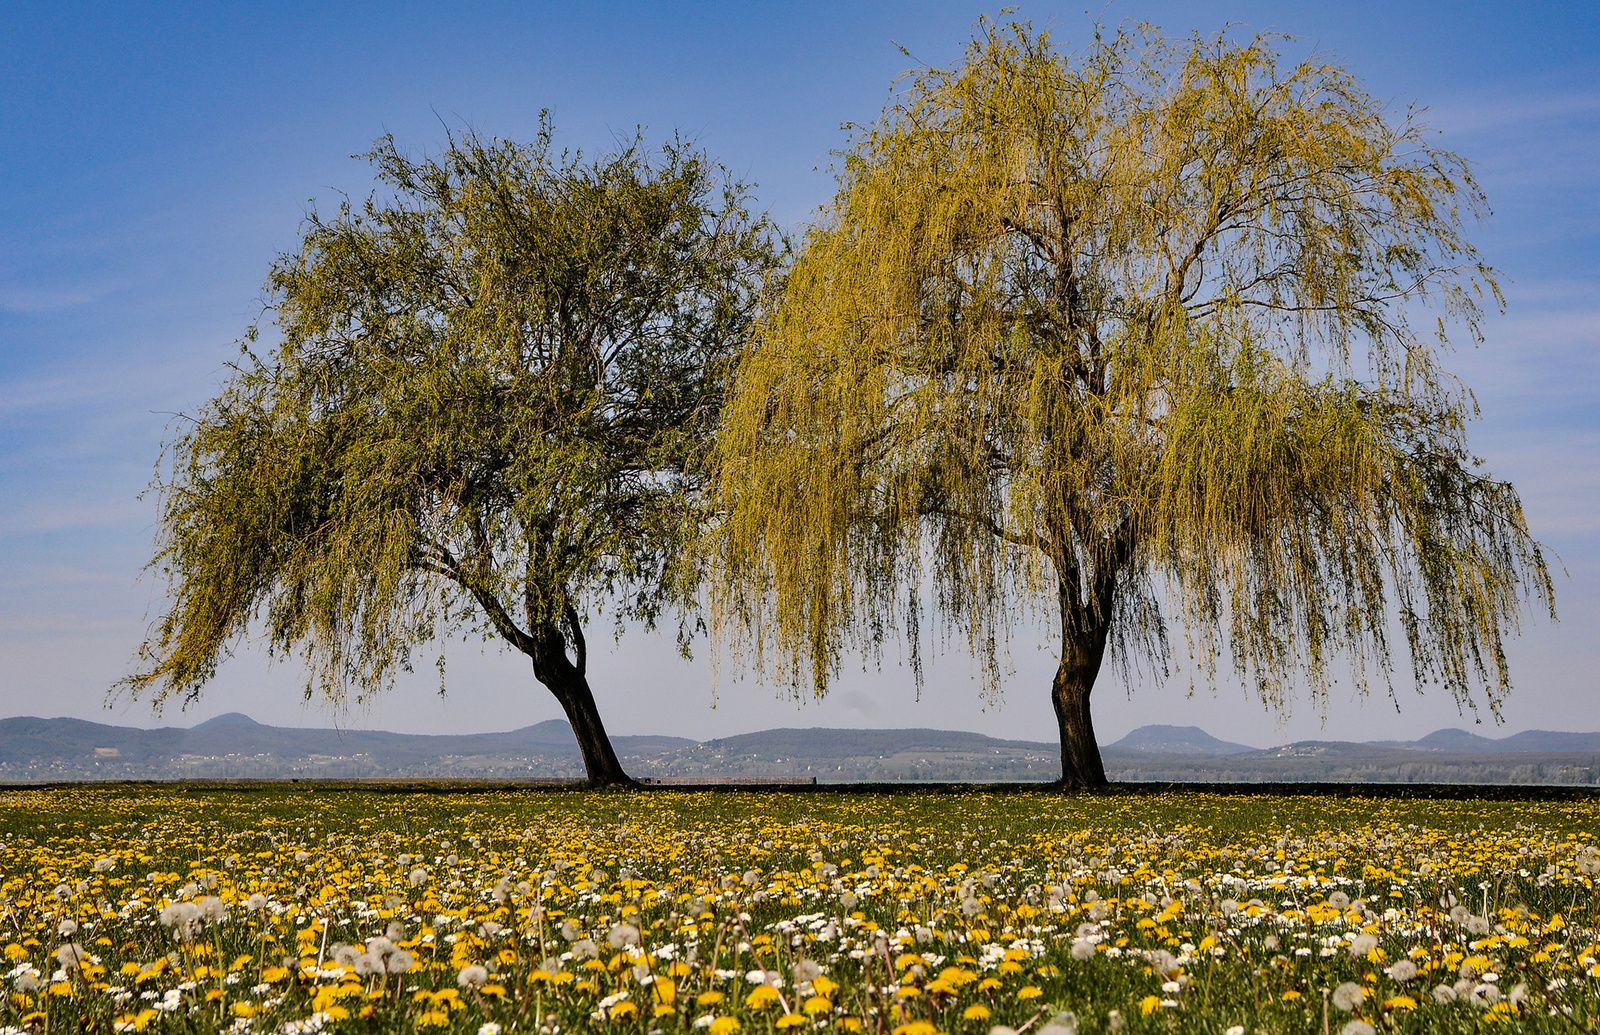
[803,995,833,1014]
[747,984,781,1009]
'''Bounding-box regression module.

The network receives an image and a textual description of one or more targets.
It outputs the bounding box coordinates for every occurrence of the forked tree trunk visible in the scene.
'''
[1053,579,1115,789]
[530,623,636,787]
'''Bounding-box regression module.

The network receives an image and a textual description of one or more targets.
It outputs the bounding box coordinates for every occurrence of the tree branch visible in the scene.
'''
[564,602,588,678]
[927,505,1047,552]
[414,541,539,658]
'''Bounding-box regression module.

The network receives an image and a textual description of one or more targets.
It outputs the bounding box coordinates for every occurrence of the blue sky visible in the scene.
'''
[1,1,1596,746]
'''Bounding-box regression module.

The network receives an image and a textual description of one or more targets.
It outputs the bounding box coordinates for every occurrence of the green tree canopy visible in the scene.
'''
[705,21,1554,786]
[123,124,777,784]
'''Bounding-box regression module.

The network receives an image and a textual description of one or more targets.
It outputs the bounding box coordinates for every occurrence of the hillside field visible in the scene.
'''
[1,786,1597,1033]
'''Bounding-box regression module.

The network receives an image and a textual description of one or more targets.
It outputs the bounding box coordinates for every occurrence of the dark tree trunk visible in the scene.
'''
[529,616,636,788]
[1053,572,1116,789]
[1052,645,1108,788]
[541,661,634,787]
[459,579,634,786]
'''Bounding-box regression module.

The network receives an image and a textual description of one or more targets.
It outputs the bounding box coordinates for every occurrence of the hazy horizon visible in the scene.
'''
[6,713,1593,751]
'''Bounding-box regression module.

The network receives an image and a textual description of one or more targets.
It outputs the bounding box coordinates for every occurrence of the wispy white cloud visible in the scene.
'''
[0,497,149,537]
[0,374,117,415]
[1481,432,1600,537]
[0,609,142,640]
[0,285,97,314]
[1485,307,1600,361]
[1427,90,1600,137]
[0,563,134,589]
[1455,304,1600,420]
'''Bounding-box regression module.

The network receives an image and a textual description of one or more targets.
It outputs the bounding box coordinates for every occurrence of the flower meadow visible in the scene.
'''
[1,788,1597,1034]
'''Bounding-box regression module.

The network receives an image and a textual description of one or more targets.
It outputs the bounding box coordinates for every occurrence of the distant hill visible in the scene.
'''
[0,714,691,780]
[0,715,1595,784]
[1488,730,1600,753]
[1373,728,1600,754]
[1411,728,1498,751]
[1107,725,1256,755]
[708,727,1052,757]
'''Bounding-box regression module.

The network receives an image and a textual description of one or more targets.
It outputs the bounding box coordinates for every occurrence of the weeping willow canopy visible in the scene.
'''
[705,20,1553,782]
[122,127,776,783]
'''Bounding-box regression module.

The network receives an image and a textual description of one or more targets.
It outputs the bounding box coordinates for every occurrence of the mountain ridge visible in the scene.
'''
[2,714,1596,784]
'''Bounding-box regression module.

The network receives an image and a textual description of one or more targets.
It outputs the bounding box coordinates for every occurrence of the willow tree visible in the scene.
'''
[706,21,1553,787]
[123,126,776,785]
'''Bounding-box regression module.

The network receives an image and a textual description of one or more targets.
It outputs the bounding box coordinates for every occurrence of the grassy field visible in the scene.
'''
[0,786,1596,1034]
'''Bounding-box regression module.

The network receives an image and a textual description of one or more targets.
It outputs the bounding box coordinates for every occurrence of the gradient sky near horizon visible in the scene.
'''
[2,1,1596,748]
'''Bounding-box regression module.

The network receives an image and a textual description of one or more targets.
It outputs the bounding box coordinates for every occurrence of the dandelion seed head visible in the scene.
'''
[1330,982,1364,1011]
[1348,933,1378,958]
[1385,959,1417,982]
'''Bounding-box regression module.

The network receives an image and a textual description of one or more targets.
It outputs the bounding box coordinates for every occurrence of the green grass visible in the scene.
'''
[1,786,1596,1034]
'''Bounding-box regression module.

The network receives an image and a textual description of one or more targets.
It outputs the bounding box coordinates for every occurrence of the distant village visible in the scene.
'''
[2,715,1596,785]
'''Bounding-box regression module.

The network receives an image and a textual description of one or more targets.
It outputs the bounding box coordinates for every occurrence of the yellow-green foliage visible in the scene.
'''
[708,20,1552,718]
[123,124,776,715]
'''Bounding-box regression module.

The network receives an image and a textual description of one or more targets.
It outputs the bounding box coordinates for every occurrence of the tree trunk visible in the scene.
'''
[542,661,635,787]
[1052,648,1108,788]
[1053,575,1115,789]
[530,620,636,787]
